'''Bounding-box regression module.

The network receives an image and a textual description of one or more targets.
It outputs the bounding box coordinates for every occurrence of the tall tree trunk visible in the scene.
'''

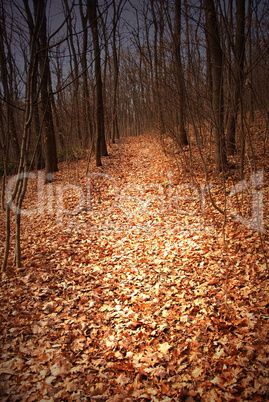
[246,0,254,122]
[227,0,245,154]
[79,0,94,147]
[3,0,38,270]
[35,0,58,181]
[88,0,108,167]
[63,0,82,145]
[111,0,123,143]
[0,12,20,162]
[151,0,165,136]
[204,0,227,172]
[112,33,119,144]
[31,48,43,169]
[174,0,188,146]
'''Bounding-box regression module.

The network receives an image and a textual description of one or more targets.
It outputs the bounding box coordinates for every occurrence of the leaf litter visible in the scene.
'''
[0,133,268,401]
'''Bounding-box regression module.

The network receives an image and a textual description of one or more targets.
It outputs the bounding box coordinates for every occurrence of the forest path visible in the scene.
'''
[0,134,268,401]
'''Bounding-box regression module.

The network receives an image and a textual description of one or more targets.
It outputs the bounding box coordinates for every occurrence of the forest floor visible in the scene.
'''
[0,132,269,401]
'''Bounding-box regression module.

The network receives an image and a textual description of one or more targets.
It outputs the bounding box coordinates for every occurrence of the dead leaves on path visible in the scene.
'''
[0,134,269,401]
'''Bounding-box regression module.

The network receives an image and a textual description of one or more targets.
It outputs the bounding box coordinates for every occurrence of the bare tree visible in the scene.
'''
[150,0,166,136]
[63,0,83,145]
[2,0,39,270]
[79,0,94,147]
[0,7,20,162]
[88,0,108,167]
[204,0,228,172]
[226,0,246,155]
[111,0,126,143]
[174,0,188,146]
[34,0,58,181]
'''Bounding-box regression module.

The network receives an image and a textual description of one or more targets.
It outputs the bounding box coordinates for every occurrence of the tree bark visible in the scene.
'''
[88,0,108,167]
[204,0,227,172]
[79,0,94,147]
[0,12,20,162]
[227,0,245,154]
[111,0,121,143]
[174,0,188,146]
[150,0,165,136]
[63,0,82,145]
[34,0,58,181]
[246,0,254,122]
[3,0,38,270]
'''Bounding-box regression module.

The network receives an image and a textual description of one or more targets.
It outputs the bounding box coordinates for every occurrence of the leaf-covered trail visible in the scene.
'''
[0,134,269,401]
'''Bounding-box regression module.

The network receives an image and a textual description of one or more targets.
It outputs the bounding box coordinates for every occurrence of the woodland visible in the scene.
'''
[0,0,269,400]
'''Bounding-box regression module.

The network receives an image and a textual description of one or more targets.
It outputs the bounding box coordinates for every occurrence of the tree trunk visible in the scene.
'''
[204,0,227,172]
[64,0,82,145]
[112,1,120,143]
[174,0,188,146]
[227,0,245,154]
[0,13,20,162]
[35,0,58,181]
[79,0,94,147]
[151,0,165,136]
[88,0,108,167]
[32,57,43,170]
[3,0,38,270]
[246,0,254,122]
